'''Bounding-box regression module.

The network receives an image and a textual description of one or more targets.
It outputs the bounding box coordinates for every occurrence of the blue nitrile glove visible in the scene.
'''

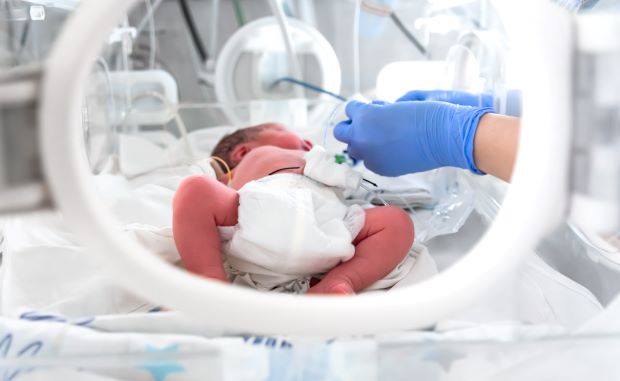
[397,89,495,109]
[397,89,522,116]
[333,100,493,176]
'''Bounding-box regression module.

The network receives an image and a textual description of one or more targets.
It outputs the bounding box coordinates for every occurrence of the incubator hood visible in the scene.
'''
[0,0,610,336]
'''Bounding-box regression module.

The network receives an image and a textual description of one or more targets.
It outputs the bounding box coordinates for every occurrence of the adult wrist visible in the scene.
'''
[459,107,494,174]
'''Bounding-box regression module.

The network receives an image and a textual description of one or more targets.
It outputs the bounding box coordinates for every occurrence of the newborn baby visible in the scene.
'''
[172,123,414,294]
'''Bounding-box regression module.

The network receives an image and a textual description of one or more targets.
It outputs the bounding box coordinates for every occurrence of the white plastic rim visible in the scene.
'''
[214,16,342,128]
[40,0,572,336]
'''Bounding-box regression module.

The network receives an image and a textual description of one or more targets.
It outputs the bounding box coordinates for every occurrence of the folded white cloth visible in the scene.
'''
[303,145,362,189]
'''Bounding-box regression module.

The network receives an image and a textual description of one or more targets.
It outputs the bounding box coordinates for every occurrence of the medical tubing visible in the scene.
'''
[3,1,14,51]
[17,20,30,61]
[120,17,133,136]
[268,0,304,98]
[92,58,119,172]
[271,77,347,101]
[361,178,414,211]
[323,100,346,148]
[362,178,378,187]
[360,182,388,206]
[352,0,361,95]
[395,193,415,211]
[389,12,427,56]
[360,0,391,16]
[282,0,295,16]
[144,0,157,69]
[268,166,302,176]
[136,0,164,34]
[231,0,246,26]
[297,0,317,26]
[208,0,221,63]
[210,155,232,183]
[178,0,209,62]
[363,180,415,210]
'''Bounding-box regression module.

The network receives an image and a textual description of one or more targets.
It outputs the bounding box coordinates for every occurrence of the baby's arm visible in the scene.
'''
[173,146,305,281]
[172,176,239,281]
[308,206,414,294]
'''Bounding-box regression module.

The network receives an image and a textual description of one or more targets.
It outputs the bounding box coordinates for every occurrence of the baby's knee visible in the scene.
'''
[174,175,235,213]
[175,176,216,206]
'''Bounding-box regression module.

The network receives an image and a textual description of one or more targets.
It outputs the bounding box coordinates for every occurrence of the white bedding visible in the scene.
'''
[0,160,602,325]
[0,162,438,317]
[0,128,609,380]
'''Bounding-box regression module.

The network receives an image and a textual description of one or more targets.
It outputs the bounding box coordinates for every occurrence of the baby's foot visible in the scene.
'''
[307,280,355,295]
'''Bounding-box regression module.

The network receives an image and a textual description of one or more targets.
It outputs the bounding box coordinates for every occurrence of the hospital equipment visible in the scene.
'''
[1,0,620,378]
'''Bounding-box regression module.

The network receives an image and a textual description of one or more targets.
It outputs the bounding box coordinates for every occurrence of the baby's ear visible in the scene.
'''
[230,143,252,164]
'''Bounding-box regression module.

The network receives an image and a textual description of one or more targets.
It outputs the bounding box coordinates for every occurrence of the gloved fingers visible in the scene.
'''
[346,144,362,162]
[344,100,367,119]
[480,93,496,109]
[396,90,430,102]
[333,120,353,143]
[371,99,387,105]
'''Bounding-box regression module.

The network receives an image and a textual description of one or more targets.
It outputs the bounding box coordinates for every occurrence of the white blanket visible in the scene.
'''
[0,160,439,317]
[0,166,609,381]
[0,150,605,381]
[0,312,589,381]
[0,173,602,327]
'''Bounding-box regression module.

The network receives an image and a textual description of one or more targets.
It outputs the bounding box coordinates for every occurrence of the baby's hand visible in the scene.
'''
[207,275,230,283]
[306,280,355,295]
[195,265,229,283]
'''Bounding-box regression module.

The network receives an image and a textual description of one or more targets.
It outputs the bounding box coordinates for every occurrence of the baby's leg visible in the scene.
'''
[173,175,239,282]
[308,206,414,294]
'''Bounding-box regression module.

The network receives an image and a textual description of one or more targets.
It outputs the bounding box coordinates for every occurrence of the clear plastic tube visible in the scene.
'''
[136,0,164,35]
[144,0,156,69]
[91,58,119,173]
[360,182,388,206]
[322,100,347,151]
[208,0,220,65]
[352,0,361,95]
[268,0,304,98]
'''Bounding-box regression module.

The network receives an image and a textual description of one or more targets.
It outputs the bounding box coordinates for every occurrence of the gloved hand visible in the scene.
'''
[398,89,522,116]
[397,89,495,109]
[333,100,493,176]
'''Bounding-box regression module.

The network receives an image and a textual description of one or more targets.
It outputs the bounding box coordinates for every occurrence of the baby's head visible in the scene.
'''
[211,122,312,171]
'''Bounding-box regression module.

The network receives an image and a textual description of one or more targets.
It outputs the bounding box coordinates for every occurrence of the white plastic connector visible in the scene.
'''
[303,145,362,189]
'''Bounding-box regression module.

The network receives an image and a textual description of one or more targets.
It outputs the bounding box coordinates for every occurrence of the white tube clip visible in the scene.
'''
[303,145,362,189]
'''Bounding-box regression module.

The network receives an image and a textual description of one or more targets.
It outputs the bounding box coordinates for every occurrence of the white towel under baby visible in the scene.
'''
[218,173,416,293]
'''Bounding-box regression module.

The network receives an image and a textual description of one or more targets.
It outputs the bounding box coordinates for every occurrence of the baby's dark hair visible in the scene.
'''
[211,123,270,171]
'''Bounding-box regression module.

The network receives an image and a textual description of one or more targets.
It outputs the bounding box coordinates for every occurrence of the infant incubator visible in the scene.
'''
[1,0,620,379]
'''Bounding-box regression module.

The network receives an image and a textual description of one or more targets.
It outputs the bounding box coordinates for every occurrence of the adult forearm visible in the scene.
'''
[473,114,520,182]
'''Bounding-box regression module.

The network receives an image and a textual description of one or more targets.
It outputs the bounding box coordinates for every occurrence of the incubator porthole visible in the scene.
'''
[51,0,525,330]
[74,0,522,302]
[17,0,605,340]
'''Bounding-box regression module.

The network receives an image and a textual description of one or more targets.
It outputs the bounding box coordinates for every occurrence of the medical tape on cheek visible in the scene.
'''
[303,146,362,189]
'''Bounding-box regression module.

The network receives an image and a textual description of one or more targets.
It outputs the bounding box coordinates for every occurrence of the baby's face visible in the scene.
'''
[255,124,313,152]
